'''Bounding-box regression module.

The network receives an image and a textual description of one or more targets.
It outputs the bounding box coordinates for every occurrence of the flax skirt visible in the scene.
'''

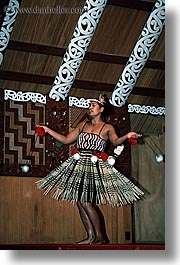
[36,150,144,206]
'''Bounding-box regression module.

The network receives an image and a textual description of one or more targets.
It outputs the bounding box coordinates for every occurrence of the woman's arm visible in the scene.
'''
[36,124,82,145]
[107,124,142,146]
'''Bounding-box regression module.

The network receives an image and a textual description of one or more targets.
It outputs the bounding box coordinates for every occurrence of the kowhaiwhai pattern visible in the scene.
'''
[110,0,165,107]
[0,0,19,65]
[49,0,107,101]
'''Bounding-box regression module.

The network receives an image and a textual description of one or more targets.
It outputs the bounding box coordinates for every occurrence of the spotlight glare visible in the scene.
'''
[21,165,30,173]
[155,154,163,163]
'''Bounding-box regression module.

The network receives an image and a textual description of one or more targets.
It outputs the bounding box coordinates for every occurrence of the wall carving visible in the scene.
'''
[106,104,131,177]
[4,89,46,104]
[69,96,165,116]
[128,104,165,116]
[45,98,69,172]
[4,91,165,116]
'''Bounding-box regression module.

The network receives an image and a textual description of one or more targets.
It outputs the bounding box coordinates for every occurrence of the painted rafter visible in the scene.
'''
[0,0,20,65]
[110,0,165,107]
[49,0,108,101]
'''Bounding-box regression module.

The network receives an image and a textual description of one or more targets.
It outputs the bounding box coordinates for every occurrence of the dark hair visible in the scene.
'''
[98,94,114,122]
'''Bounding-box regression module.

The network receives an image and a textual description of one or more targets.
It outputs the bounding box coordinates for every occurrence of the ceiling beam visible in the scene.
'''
[73,80,165,98]
[0,70,165,98]
[7,40,65,56]
[7,40,165,70]
[0,70,53,85]
[107,0,154,11]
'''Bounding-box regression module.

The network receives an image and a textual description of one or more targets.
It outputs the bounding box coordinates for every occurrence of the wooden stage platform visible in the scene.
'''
[0,244,165,250]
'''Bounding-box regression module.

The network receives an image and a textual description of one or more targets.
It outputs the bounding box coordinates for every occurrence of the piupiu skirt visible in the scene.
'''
[36,150,144,206]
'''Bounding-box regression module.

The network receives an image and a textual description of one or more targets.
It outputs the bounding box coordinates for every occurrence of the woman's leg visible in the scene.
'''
[77,202,109,244]
[76,202,96,244]
[82,202,108,244]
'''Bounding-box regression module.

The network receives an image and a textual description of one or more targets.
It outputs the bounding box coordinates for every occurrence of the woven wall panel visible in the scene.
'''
[2,100,45,175]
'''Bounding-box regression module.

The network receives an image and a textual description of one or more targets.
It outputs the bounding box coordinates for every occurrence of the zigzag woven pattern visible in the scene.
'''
[4,101,45,165]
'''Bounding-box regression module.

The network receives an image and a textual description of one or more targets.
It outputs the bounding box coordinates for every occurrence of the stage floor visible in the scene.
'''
[0,244,165,250]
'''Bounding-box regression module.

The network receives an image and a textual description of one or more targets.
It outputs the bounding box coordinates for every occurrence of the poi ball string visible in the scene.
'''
[143,137,164,163]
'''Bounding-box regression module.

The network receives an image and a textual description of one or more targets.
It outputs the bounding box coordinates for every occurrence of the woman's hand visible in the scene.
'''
[35,124,80,145]
[127,132,142,139]
[36,125,49,134]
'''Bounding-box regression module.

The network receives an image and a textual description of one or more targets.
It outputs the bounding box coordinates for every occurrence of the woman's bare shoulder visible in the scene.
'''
[77,121,87,130]
[105,123,114,130]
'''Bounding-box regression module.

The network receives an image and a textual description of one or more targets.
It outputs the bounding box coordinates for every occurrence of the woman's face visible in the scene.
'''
[88,101,104,117]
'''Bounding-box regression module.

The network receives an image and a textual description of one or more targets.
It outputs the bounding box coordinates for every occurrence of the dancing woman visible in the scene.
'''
[36,94,144,244]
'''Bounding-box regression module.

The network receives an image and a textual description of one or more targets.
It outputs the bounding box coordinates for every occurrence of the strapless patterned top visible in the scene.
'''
[76,132,107,152]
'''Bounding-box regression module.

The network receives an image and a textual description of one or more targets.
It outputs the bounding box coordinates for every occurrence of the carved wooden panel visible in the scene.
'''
[45,98,69,172]
[107,104,131,177]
